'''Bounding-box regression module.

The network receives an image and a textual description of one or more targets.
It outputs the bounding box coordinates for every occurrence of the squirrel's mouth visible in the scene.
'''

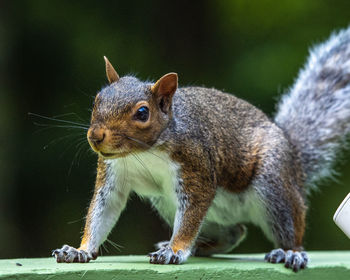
[100,151,116,157]
[100,151,129,159]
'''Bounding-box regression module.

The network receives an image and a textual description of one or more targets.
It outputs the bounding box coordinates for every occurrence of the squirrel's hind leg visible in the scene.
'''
[252,150,308,272]
[194,223,247,256]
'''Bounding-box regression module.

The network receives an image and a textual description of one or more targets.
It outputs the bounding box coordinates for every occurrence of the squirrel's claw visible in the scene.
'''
[148,246,186,265]
[265,248,308,272]
[52,245,96,263]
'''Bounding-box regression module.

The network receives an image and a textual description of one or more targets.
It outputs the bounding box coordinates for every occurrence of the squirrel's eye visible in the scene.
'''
[134,106,149,122]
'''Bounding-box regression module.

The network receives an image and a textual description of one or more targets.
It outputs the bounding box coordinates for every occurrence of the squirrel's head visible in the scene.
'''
[87,56,178,159]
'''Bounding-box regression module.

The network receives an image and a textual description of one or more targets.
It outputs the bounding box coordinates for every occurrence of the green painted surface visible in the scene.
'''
[0,252,349,280]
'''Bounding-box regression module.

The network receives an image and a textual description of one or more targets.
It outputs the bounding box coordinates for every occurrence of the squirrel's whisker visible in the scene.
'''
[131,152,160,190]
[67,217,85,225]
[33,122,88,130]
[120,157,128,191]
[121,135,168,163]
[29,112,89,128]
[105,238,123,252]
[43,132,86,150]
[101,243,109,254]
[52,112,89,124]
[68,140,89,175]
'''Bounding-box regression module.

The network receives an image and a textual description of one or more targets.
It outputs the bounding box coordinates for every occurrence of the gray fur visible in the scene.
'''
[275,26,350,187]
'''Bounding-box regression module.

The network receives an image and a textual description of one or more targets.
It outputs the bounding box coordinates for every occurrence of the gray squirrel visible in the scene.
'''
[52,27,350,272]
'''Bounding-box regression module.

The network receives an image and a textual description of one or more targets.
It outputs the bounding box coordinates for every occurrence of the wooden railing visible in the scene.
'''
[1,252,350,279]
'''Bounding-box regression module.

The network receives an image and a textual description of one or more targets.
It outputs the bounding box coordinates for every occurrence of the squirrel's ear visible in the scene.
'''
[151,73,178,98]
[104,56,120,84]
[151,73,178,114]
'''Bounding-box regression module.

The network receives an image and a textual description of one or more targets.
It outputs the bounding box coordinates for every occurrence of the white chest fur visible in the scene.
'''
[108,150,180,197]
[107,150,179,225]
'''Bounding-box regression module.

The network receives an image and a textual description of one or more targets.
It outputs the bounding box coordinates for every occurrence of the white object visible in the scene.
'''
[334,193,350,239]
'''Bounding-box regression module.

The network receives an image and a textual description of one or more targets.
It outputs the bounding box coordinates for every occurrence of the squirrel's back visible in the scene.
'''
[171,86,271,141]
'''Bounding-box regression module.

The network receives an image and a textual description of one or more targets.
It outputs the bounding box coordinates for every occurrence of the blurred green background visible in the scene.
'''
[1,0,350,259]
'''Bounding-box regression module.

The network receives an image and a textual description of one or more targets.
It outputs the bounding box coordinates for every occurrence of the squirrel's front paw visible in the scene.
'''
[265,248,308,272]
[52,245,97,263]
[148,246,189,264]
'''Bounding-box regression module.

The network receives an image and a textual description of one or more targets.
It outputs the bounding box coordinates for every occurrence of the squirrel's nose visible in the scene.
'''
[88,128,106,148]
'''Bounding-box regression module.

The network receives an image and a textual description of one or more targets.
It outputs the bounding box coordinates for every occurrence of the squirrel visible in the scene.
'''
[52,26,350,272]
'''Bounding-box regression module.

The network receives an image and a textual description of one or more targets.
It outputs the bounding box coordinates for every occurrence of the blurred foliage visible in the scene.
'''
[0,0,349,259]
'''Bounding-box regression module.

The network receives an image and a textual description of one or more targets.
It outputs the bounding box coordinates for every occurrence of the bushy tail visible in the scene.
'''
[275,27,350,188]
